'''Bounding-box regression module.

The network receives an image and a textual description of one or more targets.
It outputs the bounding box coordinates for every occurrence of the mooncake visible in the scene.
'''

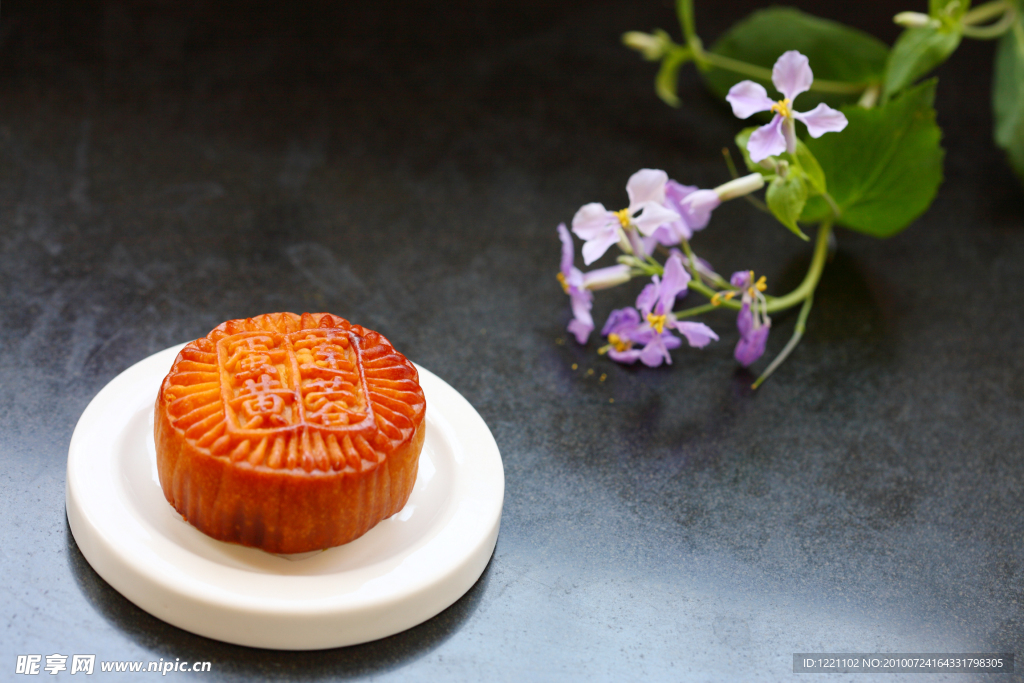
[154,312,426,554]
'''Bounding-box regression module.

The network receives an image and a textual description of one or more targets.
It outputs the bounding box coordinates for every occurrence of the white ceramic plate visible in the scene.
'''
[66,344,503,650]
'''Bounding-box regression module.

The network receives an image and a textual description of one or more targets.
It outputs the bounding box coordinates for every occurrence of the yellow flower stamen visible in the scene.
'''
[646,313,667,334]
[614,208,632,229]
[607,333,633,353]
[711,291,737,306]
[770,98,792,118]
[556,271,569,293]
[746,272,768,297]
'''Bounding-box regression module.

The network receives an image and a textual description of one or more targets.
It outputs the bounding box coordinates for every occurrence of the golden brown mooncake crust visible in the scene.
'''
[154,312,426,554]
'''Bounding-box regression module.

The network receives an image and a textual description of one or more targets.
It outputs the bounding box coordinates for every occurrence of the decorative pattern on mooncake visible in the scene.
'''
[154,312,426,554]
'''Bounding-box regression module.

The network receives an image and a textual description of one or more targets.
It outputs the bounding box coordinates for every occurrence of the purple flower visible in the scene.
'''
[571,169,680,265]
[600,254,719,367]
[643,180,721,249]
[726,51,848,163]
[635,252,690,332]
[559,223,631,344]
[735,302,771,366]
[558,223,594,344]
[600,307,648,364]
[730,270,754,289]
[667,248,717,280]
[729,270,771,366]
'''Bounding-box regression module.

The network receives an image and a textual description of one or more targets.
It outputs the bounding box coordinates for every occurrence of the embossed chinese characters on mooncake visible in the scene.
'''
[154,312,426,554]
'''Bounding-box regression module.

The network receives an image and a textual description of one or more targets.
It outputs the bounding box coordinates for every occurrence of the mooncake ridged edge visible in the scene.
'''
[153,312,426,554]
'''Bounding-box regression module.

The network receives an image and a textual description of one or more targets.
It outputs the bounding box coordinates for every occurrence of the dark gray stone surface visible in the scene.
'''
[1,1,1022,680]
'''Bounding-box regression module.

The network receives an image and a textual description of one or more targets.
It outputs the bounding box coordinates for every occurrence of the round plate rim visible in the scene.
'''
[66,343,504,649]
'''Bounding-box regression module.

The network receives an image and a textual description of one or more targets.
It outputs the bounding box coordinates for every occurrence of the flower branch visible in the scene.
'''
[554,0,984,388]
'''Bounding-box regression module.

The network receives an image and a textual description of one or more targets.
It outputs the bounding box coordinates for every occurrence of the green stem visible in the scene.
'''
[677,222,832,315]
[695,51,869,95]
[671,302,719,319]
[858,83,880,109]
[962,0,1011,25]
[722,147,740,179]
[962,3,1017,38]
[676,0,698,45]
[690,279,740,309]
[751,292,814,389]
[762,221,832,312]
[679,237,702,284]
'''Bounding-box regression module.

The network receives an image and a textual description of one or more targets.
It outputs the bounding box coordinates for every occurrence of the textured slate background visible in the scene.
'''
[1,1,1022,680]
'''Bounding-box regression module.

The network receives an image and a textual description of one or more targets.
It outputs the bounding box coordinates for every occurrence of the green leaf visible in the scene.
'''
[800,194,831,223]
[883,26,961,100]
[704,8,889,110]
[802,80,944,238]
[766,173,809,240]
[794,140,826,195]
[734,129,825,197]
[993,16,1024,182]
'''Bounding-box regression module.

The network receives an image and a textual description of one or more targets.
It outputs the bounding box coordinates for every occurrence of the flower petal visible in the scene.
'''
[735,323,770,367]
[736,300,754,337]
[734,302,770,366]
[673,321,718,348]
[726,80,775,119]
[571,203,615,240]
[673,248,714,275]
[658,253,690,314]
[639,336,672,367]
[677,189,720,231]
[573,203,621,265]
[660,181,697,240]
[746,115,787,163]
[608,347,643,365]
[557,223,574,276]
[626,168,668,207]
[601,307,641,337]
[569,288,593,323]
[580,231,620,266]
[793,103,849,138]
[632,201,680,236]
[635,279,659,317]
[730,270,753,288]
[642,225,680,250]
[568,317,593,345]
[771,50,813,102]
[665,180,697,204]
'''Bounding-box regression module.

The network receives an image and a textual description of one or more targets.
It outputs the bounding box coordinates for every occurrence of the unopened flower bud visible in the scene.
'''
[583,264,631,291]
[714,172,765,201]
[622,31,668,61]
[894,11,940,28]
